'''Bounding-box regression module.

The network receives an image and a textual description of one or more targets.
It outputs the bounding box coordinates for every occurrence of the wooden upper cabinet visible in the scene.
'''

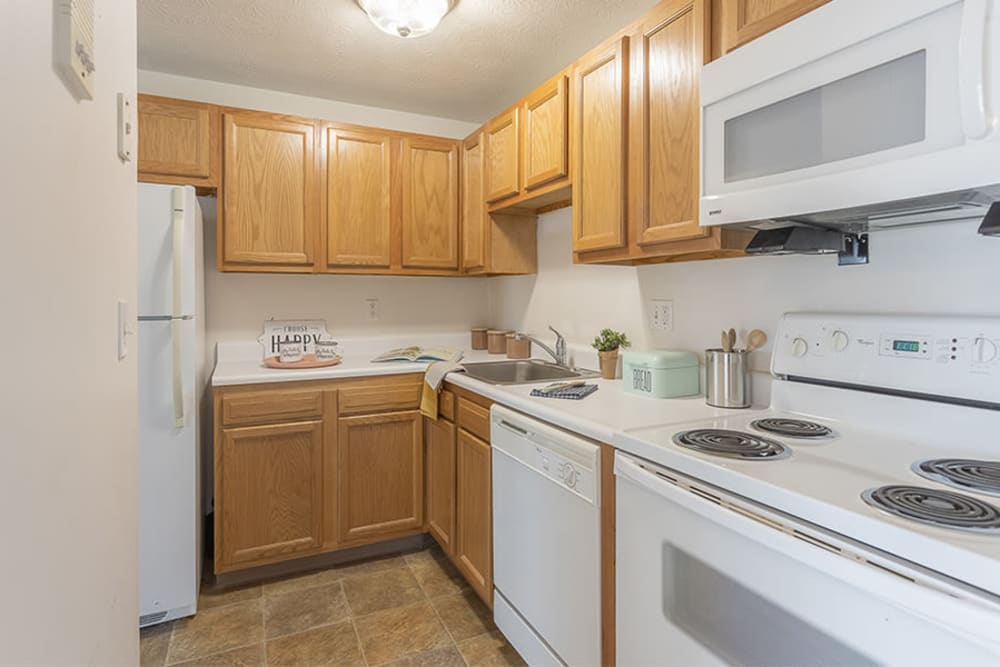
[337,411,424,544]
[222,111,318,270]
[462,131,488,272]
[400,136,460,270]
[325,126,393,269]
[630,0,709,247]
[521,74,570,191]
[484,109,520,203]
[572,36,629,253]
[216,420,323,570]
[717,0,830,54]
[137,95,215,185]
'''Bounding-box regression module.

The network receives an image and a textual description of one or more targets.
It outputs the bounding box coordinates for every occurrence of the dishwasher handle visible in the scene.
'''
[496,418,531,437]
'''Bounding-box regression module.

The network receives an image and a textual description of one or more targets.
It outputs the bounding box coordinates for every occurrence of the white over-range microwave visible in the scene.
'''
[700,0,1000,230]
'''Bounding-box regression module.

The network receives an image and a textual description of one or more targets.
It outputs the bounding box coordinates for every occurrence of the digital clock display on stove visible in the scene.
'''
[892,340,921,353]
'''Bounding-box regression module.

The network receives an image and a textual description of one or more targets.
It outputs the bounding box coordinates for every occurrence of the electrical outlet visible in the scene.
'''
[365,298,379,321]
[650,299,674,332]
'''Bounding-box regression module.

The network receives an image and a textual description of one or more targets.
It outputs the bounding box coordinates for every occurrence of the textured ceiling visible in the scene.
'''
[138,0,659,122]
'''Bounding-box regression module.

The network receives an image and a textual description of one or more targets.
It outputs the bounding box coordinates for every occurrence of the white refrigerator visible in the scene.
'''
[137,184,204,627]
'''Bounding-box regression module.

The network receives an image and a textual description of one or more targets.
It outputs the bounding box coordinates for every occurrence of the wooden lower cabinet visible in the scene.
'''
[455,429,494,606]
[216,420,324,570]
[337,411,424,544]
[424,415,457,553]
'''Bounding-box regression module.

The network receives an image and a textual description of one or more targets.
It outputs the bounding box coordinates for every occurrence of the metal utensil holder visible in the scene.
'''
[705,349,751,409]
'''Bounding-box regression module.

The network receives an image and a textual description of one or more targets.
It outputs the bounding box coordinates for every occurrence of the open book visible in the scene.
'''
[371,346,464,364]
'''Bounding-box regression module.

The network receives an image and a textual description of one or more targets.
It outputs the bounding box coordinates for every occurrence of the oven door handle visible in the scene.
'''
[614,453,1000,654]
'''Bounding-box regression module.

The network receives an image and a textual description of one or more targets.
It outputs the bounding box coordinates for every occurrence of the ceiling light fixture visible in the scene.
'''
[357,0,453,39]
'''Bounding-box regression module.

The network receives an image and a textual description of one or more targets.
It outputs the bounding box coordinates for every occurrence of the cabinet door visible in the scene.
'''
[455,430,493,606]
[337,411,424,543]
[217,420,323,569]
[400,136,460,270]
[425,416,456,554]
[719,0,829,53]
[521,74,569,191]
[138,96,212,181]
[326,127,393,268]
[461,131,488,272]
[572,37,629,253]
[222,112,317,269]
[484,109,520,203]
[630,0,709,247]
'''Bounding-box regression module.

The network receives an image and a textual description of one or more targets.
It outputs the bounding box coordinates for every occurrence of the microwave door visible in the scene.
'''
[700,0,1000,227]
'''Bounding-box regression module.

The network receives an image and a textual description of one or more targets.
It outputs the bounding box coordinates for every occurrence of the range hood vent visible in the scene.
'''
[746,227,869,266]
[747,187,1000,233]
[979,202,1000,237]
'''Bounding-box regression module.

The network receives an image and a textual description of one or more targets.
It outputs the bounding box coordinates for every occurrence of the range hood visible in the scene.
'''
[979,202,1000,236]
[743,187,1000,234]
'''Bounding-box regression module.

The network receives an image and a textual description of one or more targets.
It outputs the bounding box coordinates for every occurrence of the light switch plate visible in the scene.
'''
[118,300,132,360]
[117,93,136,162]
[651,299,674,332]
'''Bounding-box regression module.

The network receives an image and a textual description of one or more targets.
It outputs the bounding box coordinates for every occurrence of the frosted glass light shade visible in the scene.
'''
[358,0,452,38]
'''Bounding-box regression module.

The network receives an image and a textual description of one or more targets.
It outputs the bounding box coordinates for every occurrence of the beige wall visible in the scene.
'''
[0,3,138,665]
[138,70,480,138]
[491,207,999,377]
[199,198,491,363]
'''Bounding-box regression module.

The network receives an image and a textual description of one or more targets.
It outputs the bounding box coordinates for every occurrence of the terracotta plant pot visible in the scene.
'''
[598,350,619,379]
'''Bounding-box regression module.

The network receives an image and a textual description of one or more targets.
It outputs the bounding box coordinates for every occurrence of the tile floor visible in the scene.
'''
[140,546,525,667]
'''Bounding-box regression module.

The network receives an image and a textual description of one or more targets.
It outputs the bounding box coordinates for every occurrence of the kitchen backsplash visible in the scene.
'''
[489,207,998,379]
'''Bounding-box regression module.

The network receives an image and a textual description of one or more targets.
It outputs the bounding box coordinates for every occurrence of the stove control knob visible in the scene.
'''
[830,330,850,353]
[972,337,998,364]
[791,337,809,358]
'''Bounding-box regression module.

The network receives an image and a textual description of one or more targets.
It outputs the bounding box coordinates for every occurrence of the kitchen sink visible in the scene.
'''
[461,359,599,385]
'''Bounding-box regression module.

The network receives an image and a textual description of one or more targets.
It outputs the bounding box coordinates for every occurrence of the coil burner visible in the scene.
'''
[862,485,1000,533]
[672,429,791,461]
[751,418,833,439]
[912,459,1000,498]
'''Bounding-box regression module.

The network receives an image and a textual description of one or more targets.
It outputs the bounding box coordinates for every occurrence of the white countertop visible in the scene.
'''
[211,333,747,444]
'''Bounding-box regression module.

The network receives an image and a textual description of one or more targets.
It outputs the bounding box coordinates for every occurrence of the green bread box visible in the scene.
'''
[622,350,700,398]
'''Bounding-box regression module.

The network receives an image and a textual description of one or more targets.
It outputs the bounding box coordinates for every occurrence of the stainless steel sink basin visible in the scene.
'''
[462,359,599,385]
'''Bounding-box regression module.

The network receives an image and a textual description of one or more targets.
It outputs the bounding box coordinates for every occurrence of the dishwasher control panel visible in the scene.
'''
[535,445,595,498]
[491,405,600,505]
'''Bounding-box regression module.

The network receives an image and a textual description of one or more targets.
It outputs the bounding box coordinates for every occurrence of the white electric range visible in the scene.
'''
[613,312,1000,666]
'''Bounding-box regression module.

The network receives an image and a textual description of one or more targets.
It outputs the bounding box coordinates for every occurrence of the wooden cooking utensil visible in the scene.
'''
[728,328,737,353]
[721,330,731,352]
[746,329,768,353]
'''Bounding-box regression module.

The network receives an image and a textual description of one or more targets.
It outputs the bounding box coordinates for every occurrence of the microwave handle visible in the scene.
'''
[959,0,990,139]
[614,453,1000,654]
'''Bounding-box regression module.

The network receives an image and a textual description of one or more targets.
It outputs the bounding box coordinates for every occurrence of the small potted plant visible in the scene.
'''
[592,328,631,379]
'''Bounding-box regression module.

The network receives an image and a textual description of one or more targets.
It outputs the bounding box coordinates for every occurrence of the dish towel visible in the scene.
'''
[529,384,599,400]
[420,361,465,419]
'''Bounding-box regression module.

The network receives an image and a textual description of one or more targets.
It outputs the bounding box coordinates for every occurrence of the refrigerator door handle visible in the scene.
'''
[172,319,185,428]
[171,188,186,428]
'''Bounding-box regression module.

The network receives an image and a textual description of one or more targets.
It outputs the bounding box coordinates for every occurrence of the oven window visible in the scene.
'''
[724,50,927,183]
[663,545,875,666]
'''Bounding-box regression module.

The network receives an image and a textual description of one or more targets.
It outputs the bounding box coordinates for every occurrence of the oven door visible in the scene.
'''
[614,453,1000,667]
[700,0,1000,227]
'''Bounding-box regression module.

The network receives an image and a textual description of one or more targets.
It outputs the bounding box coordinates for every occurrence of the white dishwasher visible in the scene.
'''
[491,405,601,667]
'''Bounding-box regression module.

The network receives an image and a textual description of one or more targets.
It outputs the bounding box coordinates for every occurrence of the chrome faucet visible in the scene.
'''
[527,325,568,366]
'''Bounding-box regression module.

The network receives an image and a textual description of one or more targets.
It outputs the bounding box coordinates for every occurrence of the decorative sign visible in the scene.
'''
[257,320,334,359]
